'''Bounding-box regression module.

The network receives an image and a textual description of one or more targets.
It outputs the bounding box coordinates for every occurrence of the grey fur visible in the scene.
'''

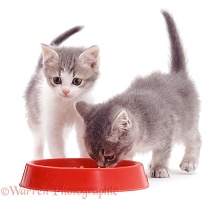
[25,26,100,159]
[75,11,201,178]
[50,26,83,46]
[36,26,84,71]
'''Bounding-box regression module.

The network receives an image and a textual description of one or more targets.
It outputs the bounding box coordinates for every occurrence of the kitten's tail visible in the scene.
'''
[162,10,186,73]
[50,25,84,46]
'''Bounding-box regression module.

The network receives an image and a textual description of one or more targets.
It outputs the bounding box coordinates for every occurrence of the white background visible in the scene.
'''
[0,0,213,199]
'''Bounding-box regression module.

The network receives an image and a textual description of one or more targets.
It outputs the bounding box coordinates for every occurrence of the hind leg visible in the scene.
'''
[180,131,201,172]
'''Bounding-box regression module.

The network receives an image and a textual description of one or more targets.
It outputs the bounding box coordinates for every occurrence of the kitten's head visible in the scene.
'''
[41,44,100,100]
[75,101,136,167]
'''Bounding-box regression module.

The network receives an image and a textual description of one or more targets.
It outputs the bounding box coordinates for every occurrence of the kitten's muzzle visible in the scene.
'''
[98,161,107,168]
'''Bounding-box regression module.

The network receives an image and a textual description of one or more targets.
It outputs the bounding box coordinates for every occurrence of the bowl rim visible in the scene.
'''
[26,158,143,170]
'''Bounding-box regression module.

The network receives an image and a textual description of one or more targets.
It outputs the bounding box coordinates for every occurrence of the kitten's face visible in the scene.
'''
[76,102,135,167]
[41,44,99,100]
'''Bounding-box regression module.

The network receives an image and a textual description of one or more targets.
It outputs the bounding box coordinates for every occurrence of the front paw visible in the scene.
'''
[179,160,197,172]
[150,166,170,178]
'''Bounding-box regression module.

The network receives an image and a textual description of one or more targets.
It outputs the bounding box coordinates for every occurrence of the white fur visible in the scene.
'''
[32,72,91,159]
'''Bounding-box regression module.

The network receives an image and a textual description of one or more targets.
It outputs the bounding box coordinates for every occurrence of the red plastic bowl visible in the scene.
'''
[20,158,149,193]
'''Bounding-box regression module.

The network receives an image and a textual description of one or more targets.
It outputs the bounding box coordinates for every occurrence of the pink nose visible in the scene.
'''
[62,89,70,95]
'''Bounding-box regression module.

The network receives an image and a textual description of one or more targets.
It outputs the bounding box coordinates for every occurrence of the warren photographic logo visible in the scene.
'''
[0,185,118,199]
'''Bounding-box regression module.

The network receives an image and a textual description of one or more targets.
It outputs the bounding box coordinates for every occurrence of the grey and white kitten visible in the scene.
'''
[25,26,100,159]
[75,11,201,178]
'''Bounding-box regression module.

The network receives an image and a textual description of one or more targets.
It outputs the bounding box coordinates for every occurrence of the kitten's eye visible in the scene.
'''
[72,78,82,86]
[53,77,62,84]
[104,155,115,161]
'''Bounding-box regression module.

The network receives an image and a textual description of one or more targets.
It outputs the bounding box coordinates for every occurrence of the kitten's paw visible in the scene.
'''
[150,166,170,178]
[179,160,197,172]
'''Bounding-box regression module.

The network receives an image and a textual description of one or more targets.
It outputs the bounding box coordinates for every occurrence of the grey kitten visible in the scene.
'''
[25,26,100,159]
[75,11,201,178]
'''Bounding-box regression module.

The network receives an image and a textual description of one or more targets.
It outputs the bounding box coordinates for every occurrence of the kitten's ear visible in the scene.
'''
[75,101,92,119]
[41,43,59,66]
[112,110,132,132]
[78,45,100,70]
[108,110,132,143]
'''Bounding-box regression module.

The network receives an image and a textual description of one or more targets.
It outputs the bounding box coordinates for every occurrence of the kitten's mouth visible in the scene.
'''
[60,94,73,100]
[97,161,117,168]
[107,163,117,168]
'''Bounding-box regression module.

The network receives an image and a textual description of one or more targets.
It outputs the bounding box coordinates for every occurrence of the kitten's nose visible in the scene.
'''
[62,89,70,95]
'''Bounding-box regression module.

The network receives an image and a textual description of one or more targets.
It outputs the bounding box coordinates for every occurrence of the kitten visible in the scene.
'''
[25,26,100,159]
[75,11,201,178]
